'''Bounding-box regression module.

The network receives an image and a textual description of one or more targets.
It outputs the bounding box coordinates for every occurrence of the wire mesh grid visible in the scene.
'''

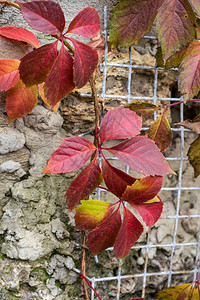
[76,6,200,299]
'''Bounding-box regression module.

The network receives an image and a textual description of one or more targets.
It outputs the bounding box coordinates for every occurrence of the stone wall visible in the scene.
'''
[0,1,200,299]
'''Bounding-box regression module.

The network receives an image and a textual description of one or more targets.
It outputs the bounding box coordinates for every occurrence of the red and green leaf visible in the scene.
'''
[66,6,100,38]
[19,41,58,87]
[6,80,38,123]
[125,102,159,120]
[38,83,60,113]
[156,0,196,60]
[109,0,163,47]
[87,205,121,255]
[106,136,173,176]
[178,40,200,101]
[102,159,136,198]
[44,42,75,107]
[114,208,143,258]
[100,106,142,144]
[147,113,172,152]
[0,26,40,48]
[130,196,163,227]
[0,59,20,92]
[187,135,200,178]
[66,157,102,210]
[42,136,96,174]
[68,38,98,89]
[75,200,113,230]
[122,176,163,205]
[18,0,65,34]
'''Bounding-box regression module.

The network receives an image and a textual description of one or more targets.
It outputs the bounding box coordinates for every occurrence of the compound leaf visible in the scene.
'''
[147,113,173,152]
[122,176,163,205]
[125,102,158,120]
[87,205,121,255]
[75,200,113,230]
[156,0,196,60]
[44,42,75,107]
[178,40,200,101]
[43,136,96,174]
[68,38,98,88]
[114,208,143,258]
[6,80,38,123]
[0,59,20,92]
[100,106,142,144]
[18,0,65,34]
[109,0,163,47]
[131,196,163,227]
[0,26,40,48]
[187,135,200,178]
[19,41,58,87]
[66,157,102,210]
[102,159,136,198]
[66,6,100,38]
[107,136,173,176]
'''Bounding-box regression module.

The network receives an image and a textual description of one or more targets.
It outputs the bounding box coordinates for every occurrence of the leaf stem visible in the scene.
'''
[0,0,20,10]
[162,98,200,109]
[79,273,102,300]
[90,75,100,129]
[81,231,90,300]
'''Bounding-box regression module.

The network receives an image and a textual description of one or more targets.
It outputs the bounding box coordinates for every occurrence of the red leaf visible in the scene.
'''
[0,26,40,48]
[131,196,163,227]
[18,0,65,34]
[19,41,58,87]
[44,43,75,107]
[102,159,136,198]
[0,59,20,92]
[66,7,100,38]
[114,208,143,258]
[43,136,96,174]
[109,0,163,47]
[68,38,98,88]
[178,40,200,101]
[122,176,163,205]
[75,200,113,230]
[66,157,102,210]
[100,106,142,144]
[6,80,38,123]
[106,136,173,176]
[156,0,196,60]
[38,83,60,113]
[87,205,121,255]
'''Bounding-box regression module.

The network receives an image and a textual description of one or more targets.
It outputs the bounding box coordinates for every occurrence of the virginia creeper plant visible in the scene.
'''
[0,0,200,298]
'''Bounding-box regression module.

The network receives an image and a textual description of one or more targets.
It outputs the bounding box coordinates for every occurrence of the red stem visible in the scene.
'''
[162,98,200,109]
[79,273,102,300]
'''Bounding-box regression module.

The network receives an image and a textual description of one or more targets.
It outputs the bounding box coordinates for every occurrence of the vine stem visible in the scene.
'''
[162,98,200,110]
[80,273,102,300]
[0,0,20,10]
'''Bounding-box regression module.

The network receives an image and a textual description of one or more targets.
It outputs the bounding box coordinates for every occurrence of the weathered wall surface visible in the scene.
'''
[0,1,200,299]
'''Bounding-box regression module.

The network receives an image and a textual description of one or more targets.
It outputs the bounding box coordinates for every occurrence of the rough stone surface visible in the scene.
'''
[0,1,200,299]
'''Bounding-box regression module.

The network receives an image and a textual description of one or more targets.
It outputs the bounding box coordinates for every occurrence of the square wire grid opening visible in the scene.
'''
[76,7,200,299]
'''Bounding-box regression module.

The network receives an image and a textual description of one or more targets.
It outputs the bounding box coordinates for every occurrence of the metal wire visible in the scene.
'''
[78,6,200,299]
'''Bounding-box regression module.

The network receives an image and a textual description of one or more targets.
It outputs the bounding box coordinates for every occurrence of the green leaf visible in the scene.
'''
[124,102,158,120]
[109,0,163,47]
[74,200,112,230]
[156,0,196,60]
[187,135,200,178]
[147,113,172,152]
[156,47,187,69]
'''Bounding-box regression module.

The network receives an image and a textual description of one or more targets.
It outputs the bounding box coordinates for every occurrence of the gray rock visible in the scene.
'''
[0,128,25,154]
[0,160,21,173]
